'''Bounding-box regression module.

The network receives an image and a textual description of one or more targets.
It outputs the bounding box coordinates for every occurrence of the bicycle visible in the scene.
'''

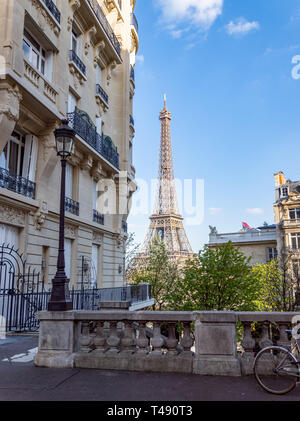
[254,329,300,395]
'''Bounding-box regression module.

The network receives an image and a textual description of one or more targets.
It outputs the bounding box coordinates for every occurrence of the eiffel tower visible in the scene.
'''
[139,95,193,264]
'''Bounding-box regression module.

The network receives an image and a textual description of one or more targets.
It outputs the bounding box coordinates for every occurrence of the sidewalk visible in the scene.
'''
[0,335,299,402]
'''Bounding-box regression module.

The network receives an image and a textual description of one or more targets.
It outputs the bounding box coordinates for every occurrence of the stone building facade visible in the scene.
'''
[0,0,138,289]
[273,171,300,275]
[207,225,277,266]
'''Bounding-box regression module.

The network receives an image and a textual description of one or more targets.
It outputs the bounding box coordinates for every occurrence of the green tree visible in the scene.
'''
[252,254,297,312]
[168,242,259,311]
[128,236,179,310]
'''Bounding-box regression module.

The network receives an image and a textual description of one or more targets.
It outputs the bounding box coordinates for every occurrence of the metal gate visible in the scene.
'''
[0,244,47,332]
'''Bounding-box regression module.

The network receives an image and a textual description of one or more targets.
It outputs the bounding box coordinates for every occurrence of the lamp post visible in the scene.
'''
[48,119,75,311]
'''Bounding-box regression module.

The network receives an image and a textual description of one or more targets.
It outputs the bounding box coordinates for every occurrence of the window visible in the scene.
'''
[68,91,77,114]
[23,29,46,75]
[96,65,102,85]
[289,208,300,220]
[1,132,38,181]
[291,233,300,249]
[93,180,98,209]
[293,260,300,279]
[71,26,82,56]
[0,224,19,248]
[281,187,288,197]
[267,247,278,262]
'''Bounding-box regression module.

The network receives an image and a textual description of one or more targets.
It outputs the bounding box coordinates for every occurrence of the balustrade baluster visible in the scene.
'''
[179,322,194,356]
[93,321,107,353]
[80,321,93,353]
[240,321,256,375]
[106,321,121,353]
[120,321,136,354]
[276,322,290,348]
[165,323,178,356]
[136,322,149,354]
[151,322,164,355]
[259,321,273,350]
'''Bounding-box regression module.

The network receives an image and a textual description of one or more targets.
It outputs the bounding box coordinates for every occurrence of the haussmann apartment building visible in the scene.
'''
[0,0,139,290]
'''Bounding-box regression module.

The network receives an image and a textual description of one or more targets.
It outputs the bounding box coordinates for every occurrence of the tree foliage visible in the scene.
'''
[252,254,297,312]
[167,242,259,312]
[128,236,179,310]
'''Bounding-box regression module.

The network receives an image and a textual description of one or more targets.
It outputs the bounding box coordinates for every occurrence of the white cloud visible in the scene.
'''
[209,207,222,215]
[135,55,144,64]
[156,0,223,37]
[225,17,260,36]
[245,208,264,215]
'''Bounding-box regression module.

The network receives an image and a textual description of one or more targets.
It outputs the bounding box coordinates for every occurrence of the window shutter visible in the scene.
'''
[44,51,53,81]
[65,163,73,198]
[96,116,102,134]
[22,135,38,181]
[64,238,72,279]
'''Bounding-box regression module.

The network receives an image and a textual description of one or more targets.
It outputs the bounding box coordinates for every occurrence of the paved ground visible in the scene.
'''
[0,334,300,403]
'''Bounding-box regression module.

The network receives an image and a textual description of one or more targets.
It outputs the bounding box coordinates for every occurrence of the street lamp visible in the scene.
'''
[48,119,75,311]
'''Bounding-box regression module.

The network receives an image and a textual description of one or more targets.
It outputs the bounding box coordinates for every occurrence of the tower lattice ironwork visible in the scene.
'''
[139,95,193,262]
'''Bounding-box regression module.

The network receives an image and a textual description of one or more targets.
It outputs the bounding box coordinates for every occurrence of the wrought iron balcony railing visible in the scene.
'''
[65,197,79,216]
[67,108,119,169]
[87,0,121,58]
[96,84,109,105]
[41,0,61,23]
[130,65,135,82]
[93,209,104,225]
[131,13,139,33]
[130,115,134,127]
[0,167,36,199]
[69,50,86,76]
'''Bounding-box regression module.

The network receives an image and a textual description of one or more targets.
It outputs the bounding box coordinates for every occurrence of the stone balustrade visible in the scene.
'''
[34,310,299,376]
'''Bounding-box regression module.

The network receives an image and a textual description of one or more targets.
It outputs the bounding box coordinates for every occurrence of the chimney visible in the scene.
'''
[274,171,286,187]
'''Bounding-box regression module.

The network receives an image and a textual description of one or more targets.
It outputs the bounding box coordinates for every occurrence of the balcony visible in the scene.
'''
[67,108,119,169]
[0,167,36,199]
[65,197,79,216]
[93,209,104,225]
[131,13,139,33]
[96,84,109,106]
[69,50,86,77]
[40,0,61,24]
[87,0,121,58]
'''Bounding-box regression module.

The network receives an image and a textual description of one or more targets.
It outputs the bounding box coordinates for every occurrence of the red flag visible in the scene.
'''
[242,222,252,230]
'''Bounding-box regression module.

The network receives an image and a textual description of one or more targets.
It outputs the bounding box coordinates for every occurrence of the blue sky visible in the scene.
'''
[128,0,300,252]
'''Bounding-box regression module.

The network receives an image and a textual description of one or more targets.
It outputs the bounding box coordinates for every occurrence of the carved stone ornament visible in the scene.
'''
[92,231,103,245]
[65,224,76,239]
[31,0,60,36]
[0,204,26,227]
[107,60,117,83]
[34,201,48,230]
[84,26,97,56]
[94,41,106,68]
[80,154,93,172]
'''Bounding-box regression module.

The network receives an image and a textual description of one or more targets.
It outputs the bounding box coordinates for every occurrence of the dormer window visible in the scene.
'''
[281,187,288,197]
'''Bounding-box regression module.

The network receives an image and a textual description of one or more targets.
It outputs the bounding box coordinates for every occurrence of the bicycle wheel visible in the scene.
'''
[254,346,298,395]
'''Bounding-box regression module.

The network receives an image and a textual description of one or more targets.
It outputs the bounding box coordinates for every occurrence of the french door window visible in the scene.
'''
[1,132,25,176]
[291,233,300,249]
[290,208,300,220]
[23,29,46,75]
